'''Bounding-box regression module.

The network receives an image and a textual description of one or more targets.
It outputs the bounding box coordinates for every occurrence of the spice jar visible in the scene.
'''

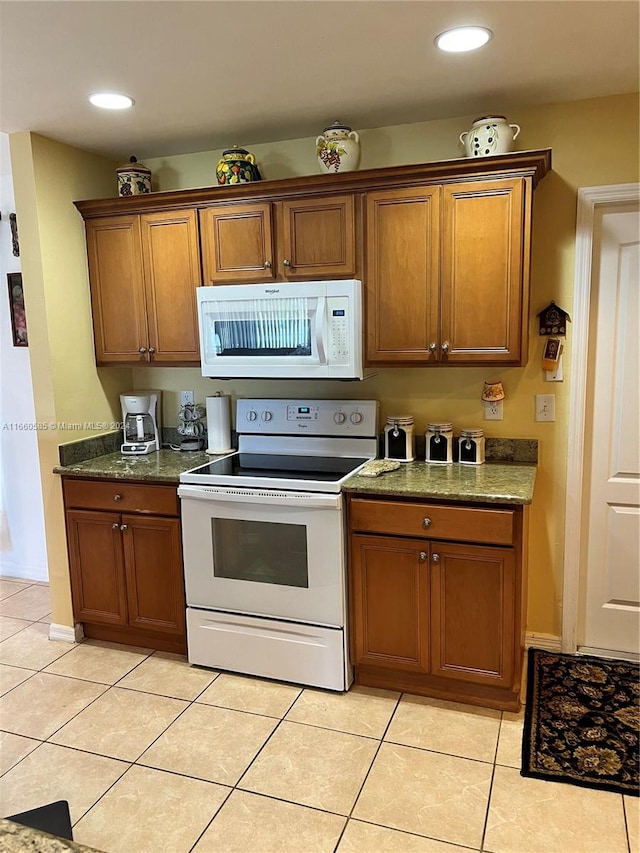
[458,427,485,465]
[384,416,415,462]
[425,422,453,464]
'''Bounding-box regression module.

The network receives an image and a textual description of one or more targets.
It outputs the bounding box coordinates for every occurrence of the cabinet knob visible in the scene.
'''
[263,260,272,269]
[432,553,440,563]
[441,341,450,354]
[112,522,120,530]
[419,551,427,562]
[283,259,291,267]
[148,346,156,354]
[119,524,128,532]
[422,517,432,529]
[429,342,437,353]
[138,347,147,354]
[113,494,122,501]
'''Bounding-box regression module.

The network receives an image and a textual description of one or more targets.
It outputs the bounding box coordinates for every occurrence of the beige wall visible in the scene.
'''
[10,133,133,626]
[10,92,639,634]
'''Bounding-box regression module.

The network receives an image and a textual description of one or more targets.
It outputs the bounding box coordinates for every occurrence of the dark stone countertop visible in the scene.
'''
[342,461,536,505]
[0,819,102,852]
[53,449,222,483]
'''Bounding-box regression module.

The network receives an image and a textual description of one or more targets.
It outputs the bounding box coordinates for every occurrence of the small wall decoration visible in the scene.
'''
[10,213,19,257]
[7,272,27,346]
[537,301,571,336]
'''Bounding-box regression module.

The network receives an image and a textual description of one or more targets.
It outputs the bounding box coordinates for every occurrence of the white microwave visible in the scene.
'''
[197,279,365,379]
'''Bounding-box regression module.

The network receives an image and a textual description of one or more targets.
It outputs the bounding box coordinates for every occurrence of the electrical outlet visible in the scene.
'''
[545,354,564,382]
[535,394,556,422]
[180,390,195,407]
[483,400,503,421]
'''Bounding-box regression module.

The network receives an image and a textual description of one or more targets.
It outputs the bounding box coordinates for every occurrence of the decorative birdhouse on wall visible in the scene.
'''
[537,301,571,336]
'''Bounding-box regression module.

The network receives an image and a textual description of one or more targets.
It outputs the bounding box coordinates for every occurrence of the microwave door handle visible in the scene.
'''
[314,296,326,364]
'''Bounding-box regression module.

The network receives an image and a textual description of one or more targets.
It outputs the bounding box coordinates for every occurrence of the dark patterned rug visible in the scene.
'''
[522,648,640,795]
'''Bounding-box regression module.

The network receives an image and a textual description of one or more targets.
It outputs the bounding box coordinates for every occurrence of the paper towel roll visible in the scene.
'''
[206,394,233,454]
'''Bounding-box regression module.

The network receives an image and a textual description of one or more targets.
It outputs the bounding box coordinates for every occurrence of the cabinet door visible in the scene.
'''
[365,187,440,363]
[121,515,185,636]
[441,178,526,363]
[66,510,128,625]
[200,203,275,283]
[280,195,355,279]
[350,534,430,673]
[430,542,515,687]
[86,216,148,363]
[141,209,201,363]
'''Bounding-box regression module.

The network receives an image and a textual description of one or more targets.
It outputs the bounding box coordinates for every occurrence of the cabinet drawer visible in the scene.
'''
[63,479,178,516]
[349,499,514,545]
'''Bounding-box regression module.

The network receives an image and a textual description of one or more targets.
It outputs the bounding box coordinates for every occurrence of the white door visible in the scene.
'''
[581,203,640,658]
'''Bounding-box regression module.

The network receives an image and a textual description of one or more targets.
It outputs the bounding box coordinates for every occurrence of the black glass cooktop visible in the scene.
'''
[188,453,369,482]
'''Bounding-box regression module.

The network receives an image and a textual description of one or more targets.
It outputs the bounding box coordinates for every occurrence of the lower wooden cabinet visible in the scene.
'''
[63,478,186,653]
[348,495,527,710]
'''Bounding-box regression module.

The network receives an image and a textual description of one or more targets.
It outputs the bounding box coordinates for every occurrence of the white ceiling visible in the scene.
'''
[0,0,638,162]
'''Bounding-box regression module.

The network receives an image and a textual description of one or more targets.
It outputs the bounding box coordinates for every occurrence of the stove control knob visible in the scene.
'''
[261,411,273,422]
[246,410,258,422]
[333,412,346,425]
[350,411,364,425]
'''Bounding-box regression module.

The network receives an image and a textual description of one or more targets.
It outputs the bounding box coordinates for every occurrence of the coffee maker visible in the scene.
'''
[120,392,161,455]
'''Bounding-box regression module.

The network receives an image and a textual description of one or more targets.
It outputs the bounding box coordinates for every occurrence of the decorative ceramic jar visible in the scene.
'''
[383,416,415,463]
[216,146,262,185]
[116,156,152,196]
[459,116,521,158]
[316,121,360,174]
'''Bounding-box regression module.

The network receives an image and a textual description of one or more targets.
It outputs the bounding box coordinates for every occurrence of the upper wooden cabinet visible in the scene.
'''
[366,177,531,365]
[200,195,356,284]
[75,150,550,368]
[86,209,201,365]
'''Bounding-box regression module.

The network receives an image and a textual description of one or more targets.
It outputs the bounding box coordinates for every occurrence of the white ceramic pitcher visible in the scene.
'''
[460,116,521,157]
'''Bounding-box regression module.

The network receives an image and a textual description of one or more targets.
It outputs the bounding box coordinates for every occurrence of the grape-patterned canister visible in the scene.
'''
[316,121,361,174]
[459,115,521,157]
[116,156,152,196]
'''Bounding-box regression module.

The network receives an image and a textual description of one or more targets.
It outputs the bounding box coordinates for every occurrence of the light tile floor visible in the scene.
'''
[0,578,637,853]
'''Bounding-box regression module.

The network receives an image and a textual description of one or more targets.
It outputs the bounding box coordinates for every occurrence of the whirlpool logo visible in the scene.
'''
[264,288,280,295]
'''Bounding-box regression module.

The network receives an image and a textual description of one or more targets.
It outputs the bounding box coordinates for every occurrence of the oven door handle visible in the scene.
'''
[178,484,342,509]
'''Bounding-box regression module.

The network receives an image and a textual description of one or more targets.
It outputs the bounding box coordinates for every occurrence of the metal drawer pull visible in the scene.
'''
[432,553,440,563]
[112,522,120,530]
[419,551,427,562]
[422,517,432,529]
[113,494,122,501]
[429,342,437,353]
[148,346,156,354]
[263,260,272,268]
[119,524,128,532]
[138,347,147,354]
[283,259,291,267]
[441,341,450,354]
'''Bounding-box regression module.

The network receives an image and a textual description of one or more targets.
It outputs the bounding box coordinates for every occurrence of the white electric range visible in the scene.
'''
[178,398,378,690]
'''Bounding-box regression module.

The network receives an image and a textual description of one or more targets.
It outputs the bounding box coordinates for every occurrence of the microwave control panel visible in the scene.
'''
[236,399,379,437]
[326,296,350,364]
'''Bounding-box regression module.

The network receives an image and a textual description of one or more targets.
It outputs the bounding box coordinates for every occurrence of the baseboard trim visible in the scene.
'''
[49,622,84,644]
[578,645,640,663]
[525,632,562,652]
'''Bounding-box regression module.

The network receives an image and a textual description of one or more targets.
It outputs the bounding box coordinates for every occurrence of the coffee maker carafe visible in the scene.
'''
[120,392,160,455]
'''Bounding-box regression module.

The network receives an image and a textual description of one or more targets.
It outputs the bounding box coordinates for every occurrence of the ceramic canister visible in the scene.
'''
[216,146,262,185]
[316,121,361,174]
[458,427,485,465]
[384,416,415,462]
[116,156,152,197]
[459,116,521,158]
[425,422,454,464]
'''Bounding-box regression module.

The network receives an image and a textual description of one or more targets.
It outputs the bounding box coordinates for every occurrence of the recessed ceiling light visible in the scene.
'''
[435,26,493,53]
[88,92,134,110]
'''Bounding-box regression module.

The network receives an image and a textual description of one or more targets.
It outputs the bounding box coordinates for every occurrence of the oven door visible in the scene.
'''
[178,484,346,627]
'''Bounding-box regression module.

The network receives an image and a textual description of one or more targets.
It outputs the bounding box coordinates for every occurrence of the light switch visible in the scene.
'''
[535,394,556,422]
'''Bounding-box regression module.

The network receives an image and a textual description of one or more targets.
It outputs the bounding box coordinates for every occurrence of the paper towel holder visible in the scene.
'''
[205,392,234,455]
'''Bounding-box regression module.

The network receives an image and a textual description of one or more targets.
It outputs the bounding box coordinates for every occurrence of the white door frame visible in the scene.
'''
[562,182,640,653]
